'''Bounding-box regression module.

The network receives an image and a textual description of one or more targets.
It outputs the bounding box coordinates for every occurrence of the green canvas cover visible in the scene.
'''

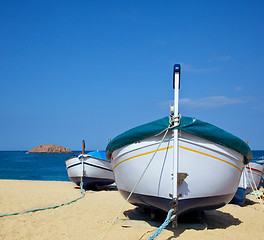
[105,116,252,164]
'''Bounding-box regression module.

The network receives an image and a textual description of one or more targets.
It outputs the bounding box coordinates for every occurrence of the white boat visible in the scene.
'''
[231,161,264,205]
[65,150,115,190]
[105,64,252,218]
[245,161,264,194]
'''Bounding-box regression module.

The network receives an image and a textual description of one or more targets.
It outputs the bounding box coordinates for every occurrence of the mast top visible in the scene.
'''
[173,64,181,89]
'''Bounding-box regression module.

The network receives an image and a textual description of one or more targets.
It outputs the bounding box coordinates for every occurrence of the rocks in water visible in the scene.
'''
[28,144,73,153]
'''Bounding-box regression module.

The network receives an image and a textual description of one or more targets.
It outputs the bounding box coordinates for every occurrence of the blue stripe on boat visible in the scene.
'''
[67,162,113,172]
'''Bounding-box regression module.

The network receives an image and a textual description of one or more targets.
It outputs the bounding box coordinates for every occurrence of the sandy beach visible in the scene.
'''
[0,179,263,240]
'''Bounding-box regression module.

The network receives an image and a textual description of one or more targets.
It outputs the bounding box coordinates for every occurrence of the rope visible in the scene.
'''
[245,166,264,209]
[100,123,172,240]
[147,209,175,240]
[0,181,85,218]
[139,230,156,240]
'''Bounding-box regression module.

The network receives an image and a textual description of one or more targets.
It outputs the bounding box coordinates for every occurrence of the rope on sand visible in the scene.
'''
[147,209,175,240]
[0,182,85,218]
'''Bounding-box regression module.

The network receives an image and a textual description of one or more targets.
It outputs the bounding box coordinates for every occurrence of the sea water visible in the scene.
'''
[0,151,90,181]
[0,150,263,181]
[251,150,264,160]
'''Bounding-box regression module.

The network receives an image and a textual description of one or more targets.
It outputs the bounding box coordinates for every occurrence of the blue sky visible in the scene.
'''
[0,0,263,151]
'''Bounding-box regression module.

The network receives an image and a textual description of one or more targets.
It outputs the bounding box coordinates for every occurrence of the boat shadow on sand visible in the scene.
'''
[74,184,118,191]
[123,207,241,238]
[242,197,259,207]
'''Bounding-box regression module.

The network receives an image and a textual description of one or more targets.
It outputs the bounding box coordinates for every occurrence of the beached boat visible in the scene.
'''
[65,150,115,190]
[245,161,264,194]
[231,161,264,205]
[105,64,252,218]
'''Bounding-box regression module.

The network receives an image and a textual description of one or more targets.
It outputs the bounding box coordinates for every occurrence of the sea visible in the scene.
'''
[0,150,264,181]
[0,151,92,182]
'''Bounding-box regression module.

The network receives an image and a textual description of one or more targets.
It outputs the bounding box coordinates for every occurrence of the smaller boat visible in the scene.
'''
[65,141,115,190]
[245,161,264,194]
[231,160,264,205]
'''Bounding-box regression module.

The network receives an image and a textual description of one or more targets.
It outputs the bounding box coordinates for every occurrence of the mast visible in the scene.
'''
[82,140,85,155]
[171,64,181,227]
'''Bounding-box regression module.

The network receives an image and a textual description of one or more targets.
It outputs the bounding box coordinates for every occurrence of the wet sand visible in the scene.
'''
[0,180,263,240]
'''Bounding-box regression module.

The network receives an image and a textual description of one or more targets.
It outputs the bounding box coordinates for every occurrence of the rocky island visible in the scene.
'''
[28,144,73,153]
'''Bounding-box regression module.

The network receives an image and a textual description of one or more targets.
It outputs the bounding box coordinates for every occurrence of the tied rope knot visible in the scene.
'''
[169,113,181,128]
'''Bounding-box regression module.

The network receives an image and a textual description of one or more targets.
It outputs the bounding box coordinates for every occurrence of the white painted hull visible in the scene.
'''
[65,155,115,189]
[244,162,264,194]
[111,130,244,215]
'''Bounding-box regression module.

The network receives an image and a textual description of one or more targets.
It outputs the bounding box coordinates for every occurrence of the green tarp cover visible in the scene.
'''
[105,116,252,164]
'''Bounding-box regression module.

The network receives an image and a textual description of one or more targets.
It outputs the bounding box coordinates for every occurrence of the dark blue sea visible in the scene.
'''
[0,150,263,181]
[0,151,93,181]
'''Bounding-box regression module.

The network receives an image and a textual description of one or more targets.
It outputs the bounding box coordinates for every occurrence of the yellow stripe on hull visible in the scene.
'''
[179,146,242,173]
[113,146,173,170]
[113,145,242,173]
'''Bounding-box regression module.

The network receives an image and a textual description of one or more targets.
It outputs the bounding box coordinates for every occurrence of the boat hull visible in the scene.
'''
[111,130,244,215]
[231,188,246,205]
[245,162,264,194]
[230,168,247,205]
[231,162,264,204]
[65,155,115,189]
